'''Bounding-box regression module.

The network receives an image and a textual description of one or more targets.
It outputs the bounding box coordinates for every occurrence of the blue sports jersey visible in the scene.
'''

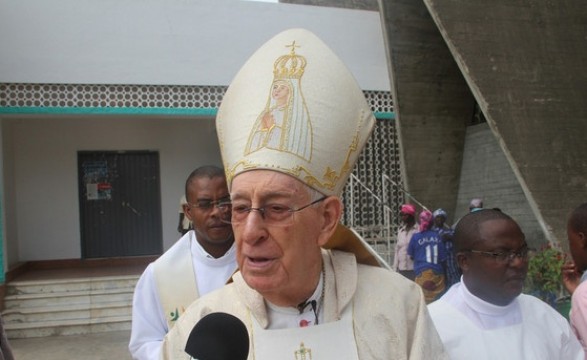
[408,229,447,276]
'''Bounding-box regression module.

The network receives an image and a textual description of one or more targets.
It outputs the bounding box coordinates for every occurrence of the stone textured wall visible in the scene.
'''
[423,0,587,246]
[380,0,587,248]
[455,124,546,248]
[378,0,471,219]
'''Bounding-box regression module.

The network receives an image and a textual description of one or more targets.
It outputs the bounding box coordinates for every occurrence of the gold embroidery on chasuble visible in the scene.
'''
[294,342,312,360]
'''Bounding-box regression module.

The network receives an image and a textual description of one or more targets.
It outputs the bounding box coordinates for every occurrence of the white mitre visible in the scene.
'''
[216,28,375,196]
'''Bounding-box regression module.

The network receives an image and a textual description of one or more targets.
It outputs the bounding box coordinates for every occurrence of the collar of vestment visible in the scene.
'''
[457,280,522,329]
[191,231,237,266]
[232,249,358,329]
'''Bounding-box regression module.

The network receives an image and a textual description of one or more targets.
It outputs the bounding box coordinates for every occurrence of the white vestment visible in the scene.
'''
[428,281,584,360]
[161,249,448,360]
[129,231,237,360]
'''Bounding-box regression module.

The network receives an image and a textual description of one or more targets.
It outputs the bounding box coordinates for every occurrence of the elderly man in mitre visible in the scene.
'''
[161,28,447,360]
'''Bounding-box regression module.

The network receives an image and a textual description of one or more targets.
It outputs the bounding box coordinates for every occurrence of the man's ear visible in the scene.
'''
[579,231,587,249]
[183,204,193,221]
[316,196,342,247]
[456,252,469,272]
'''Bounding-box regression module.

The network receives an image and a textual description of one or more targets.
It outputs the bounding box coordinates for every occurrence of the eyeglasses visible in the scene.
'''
[188,197,232,212]
[223,196,328,226]
[466,245,529,264]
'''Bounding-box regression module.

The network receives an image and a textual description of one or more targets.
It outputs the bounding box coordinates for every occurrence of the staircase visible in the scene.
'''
[2,274,138,339]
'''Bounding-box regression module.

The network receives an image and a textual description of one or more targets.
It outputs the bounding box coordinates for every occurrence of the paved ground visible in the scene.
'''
[10,330,132,360]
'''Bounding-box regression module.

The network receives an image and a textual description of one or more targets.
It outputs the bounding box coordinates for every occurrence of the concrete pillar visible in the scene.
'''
[422,0,587,245]
[379,0,587,245]
[378,0,472,221]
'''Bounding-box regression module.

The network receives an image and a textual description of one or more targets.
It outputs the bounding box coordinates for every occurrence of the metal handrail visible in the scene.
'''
[346,173,396,264]
[382,174,429,211]
[345,173,432,265]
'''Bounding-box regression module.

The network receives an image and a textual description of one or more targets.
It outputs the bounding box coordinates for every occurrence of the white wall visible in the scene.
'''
[0,0,390,91]
[4,116,221,261]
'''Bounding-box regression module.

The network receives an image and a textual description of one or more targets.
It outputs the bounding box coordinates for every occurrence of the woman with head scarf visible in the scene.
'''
[392,204,419,280]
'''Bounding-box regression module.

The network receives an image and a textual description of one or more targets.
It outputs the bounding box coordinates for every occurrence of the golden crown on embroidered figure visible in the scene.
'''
[273,41,306,80]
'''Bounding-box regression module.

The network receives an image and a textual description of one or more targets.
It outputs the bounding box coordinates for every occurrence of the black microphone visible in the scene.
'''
[296,299,316,314]
[296,300,319,324]
[184,312,249,360]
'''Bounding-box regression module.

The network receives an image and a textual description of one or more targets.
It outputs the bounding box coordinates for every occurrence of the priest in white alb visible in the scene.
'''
[129,166,237,360]
[428,209,583,359]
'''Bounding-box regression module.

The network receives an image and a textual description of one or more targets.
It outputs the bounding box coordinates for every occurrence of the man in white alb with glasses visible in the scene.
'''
[428,209,583,359]
[129,165,237,360]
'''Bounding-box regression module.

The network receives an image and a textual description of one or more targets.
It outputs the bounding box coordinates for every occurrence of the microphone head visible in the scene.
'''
[184,312,249,360]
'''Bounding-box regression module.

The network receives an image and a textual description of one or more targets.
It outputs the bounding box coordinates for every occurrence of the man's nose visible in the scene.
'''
[238,210,266,244]
[508,254,527,267]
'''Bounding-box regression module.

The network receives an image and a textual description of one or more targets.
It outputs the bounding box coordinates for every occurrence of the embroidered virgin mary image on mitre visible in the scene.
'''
[216,28,374,198]
[245,41,312,162]
[216,28,387,268]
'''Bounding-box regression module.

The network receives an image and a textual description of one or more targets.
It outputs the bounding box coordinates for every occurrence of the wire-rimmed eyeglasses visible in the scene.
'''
[465,245,529,264]
[221,196,328,226]
[188,197,232,212]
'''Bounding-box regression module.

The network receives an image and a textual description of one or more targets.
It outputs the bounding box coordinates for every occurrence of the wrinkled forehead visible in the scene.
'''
[230,170,311,200]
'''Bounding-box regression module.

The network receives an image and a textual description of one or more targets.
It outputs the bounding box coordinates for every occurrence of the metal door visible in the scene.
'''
[78,151,163,258]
